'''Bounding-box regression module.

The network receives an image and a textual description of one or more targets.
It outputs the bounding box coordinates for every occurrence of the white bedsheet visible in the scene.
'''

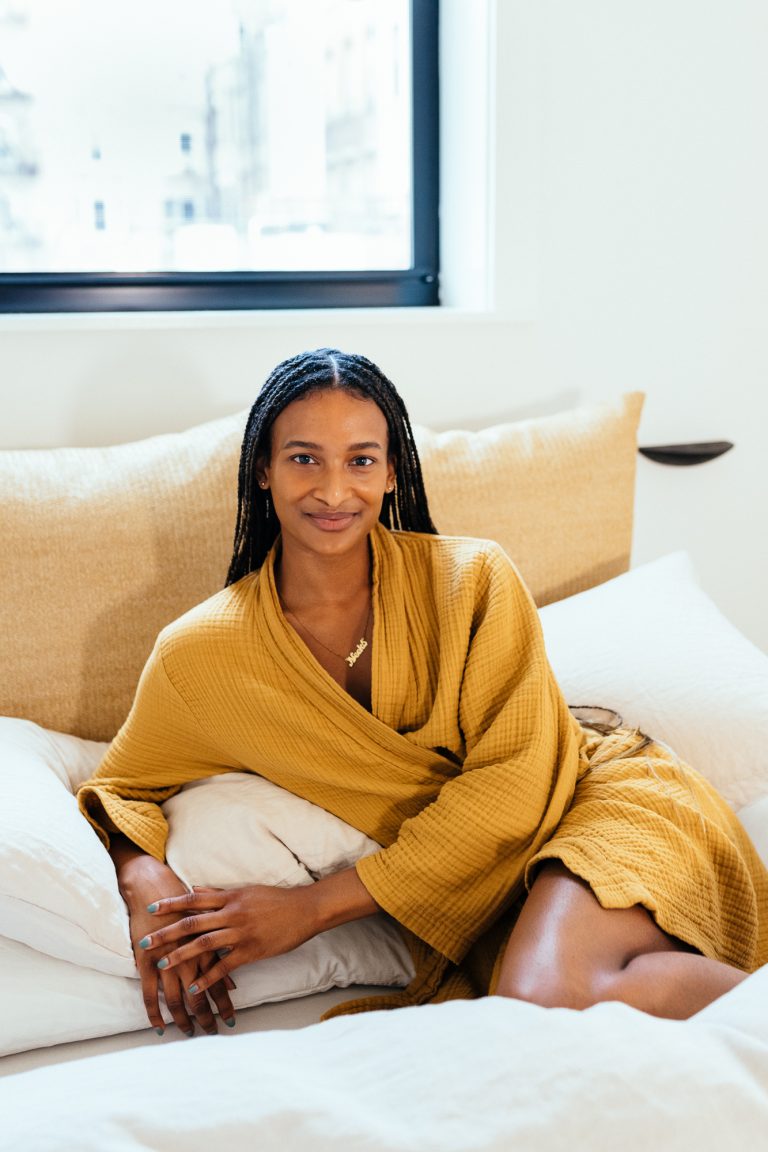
[2,967,767,1152]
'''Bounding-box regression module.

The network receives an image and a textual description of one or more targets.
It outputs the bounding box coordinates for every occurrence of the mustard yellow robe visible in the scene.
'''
[78,524,768,1010]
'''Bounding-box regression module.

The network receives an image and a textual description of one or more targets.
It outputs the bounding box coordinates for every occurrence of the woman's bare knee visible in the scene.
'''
[493,860,691,1010]
[495,966,600,1010]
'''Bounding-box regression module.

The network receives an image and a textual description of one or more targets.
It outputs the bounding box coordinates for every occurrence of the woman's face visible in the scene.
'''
[259,388,396,560]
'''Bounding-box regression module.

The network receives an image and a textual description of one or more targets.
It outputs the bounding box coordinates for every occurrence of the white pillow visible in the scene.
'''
[0,926,408,1059]
[736,796,768,867]
[0,719,132,976]
[540,551,768,810]
[164,773,381,891]
[0,718,412,995]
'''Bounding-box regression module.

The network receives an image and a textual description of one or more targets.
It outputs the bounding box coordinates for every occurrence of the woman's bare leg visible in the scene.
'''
[495,862,748,1020]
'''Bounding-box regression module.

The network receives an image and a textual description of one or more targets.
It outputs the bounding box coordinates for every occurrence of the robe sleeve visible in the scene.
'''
[77,636,232,861]
[355,545,584,964]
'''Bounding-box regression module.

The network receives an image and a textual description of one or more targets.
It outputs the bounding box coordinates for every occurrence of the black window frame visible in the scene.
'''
[0,0,438,313]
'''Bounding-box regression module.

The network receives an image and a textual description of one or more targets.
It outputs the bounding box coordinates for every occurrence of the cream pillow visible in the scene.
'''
[0,394,642,741]
[413,392,644,606]
[164,773,381,891]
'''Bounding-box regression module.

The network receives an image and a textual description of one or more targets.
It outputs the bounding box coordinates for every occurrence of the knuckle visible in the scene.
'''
[180,916,198,934]
[165,996,184,1011]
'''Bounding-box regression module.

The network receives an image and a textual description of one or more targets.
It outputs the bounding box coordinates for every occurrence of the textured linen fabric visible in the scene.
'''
[77,524,768,1009]
[1,394,641,743]
[0,410,245,741]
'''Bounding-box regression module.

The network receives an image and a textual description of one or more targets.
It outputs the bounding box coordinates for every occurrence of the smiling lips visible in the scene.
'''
[305,511,358,532]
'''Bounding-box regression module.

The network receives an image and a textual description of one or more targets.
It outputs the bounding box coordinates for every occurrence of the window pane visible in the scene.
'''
[0,0,413,274]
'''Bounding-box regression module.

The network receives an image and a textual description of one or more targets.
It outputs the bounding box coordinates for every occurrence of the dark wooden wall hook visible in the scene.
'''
[638,441,734,466]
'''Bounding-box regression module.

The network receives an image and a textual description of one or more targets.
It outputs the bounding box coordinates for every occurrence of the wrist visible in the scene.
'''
[112,846,173,903]
[310,866,379,934]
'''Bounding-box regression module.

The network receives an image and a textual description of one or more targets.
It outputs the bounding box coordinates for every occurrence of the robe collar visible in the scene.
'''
[255,523,445,771]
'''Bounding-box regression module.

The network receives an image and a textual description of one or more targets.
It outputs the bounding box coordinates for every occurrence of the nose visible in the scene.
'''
[313,463,351,508]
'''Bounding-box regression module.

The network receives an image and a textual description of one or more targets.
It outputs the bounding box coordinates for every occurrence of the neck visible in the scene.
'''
[276,535,372,612]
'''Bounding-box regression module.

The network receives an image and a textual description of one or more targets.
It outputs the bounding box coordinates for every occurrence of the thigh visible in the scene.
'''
[494,861,695,1008]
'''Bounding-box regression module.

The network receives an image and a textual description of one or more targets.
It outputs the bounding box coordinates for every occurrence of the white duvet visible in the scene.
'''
[2,969,767,1152]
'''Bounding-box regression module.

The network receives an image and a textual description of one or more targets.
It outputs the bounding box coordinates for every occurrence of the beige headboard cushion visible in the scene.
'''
[1,412,245,742]
[0,392,643,741]
[413,391,645,607]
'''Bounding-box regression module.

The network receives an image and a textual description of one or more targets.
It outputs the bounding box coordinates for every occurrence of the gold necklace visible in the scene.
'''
[287,601,372,668]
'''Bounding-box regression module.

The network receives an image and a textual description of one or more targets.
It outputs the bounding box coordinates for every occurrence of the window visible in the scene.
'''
[0,0,438,312]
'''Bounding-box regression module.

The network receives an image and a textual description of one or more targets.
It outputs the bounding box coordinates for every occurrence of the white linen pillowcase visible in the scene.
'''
[539,550,768,810]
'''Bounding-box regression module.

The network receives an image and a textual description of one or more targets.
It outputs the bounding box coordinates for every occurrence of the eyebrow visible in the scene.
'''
[281,439,384,451]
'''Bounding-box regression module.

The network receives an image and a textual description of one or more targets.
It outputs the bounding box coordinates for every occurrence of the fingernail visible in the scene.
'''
[183,1028,194,1038]
[139,936,151,949]
[157,957,169,970]
[146,902,159,913]
[188,982,199,994]
[155,1027,165,1036]
[224,1017,236,1029]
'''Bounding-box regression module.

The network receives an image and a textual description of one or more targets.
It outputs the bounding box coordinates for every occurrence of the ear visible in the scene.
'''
[255,456,270,490]
[386,456,397,492]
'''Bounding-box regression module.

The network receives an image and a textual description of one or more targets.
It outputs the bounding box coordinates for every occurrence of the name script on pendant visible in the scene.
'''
[346,637,369,668]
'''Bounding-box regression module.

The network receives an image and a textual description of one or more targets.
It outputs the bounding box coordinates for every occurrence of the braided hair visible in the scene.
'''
[226,348,437,585]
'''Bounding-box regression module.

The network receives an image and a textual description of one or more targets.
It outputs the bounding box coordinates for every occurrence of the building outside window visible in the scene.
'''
[0,0,438,310]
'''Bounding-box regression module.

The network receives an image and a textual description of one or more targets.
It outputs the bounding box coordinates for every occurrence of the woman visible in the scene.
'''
[78,348,768,1038]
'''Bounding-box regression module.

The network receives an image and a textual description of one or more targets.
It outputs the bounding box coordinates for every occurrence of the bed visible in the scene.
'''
[1,393,767,1146]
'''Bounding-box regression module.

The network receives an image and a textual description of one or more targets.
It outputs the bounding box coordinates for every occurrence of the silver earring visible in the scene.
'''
[264,493,271,519]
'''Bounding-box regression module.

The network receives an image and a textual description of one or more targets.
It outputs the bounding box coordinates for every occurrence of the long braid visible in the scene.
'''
[226,348,437,585]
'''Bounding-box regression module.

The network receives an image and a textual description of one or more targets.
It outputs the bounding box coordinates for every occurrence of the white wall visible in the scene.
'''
[2,1,767,651]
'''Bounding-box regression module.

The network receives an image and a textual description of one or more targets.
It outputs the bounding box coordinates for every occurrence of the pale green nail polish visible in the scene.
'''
[188,982,199,994]
[155,1027,165,1036]
[146,902,159,913]
[225,1017,236,1028]
[157,957,169,970]
[139,936,151,949]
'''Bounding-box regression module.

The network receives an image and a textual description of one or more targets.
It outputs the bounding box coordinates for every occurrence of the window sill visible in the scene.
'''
[0,304,509,334]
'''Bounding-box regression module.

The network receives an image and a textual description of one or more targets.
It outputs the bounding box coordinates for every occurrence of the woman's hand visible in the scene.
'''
[140,883,319,996]
[109,836,237,1037]
[141,868,380,997]
[126,880,237,1037]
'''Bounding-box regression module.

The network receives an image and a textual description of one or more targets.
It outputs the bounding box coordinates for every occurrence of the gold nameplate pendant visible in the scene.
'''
[345,638,368,668]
